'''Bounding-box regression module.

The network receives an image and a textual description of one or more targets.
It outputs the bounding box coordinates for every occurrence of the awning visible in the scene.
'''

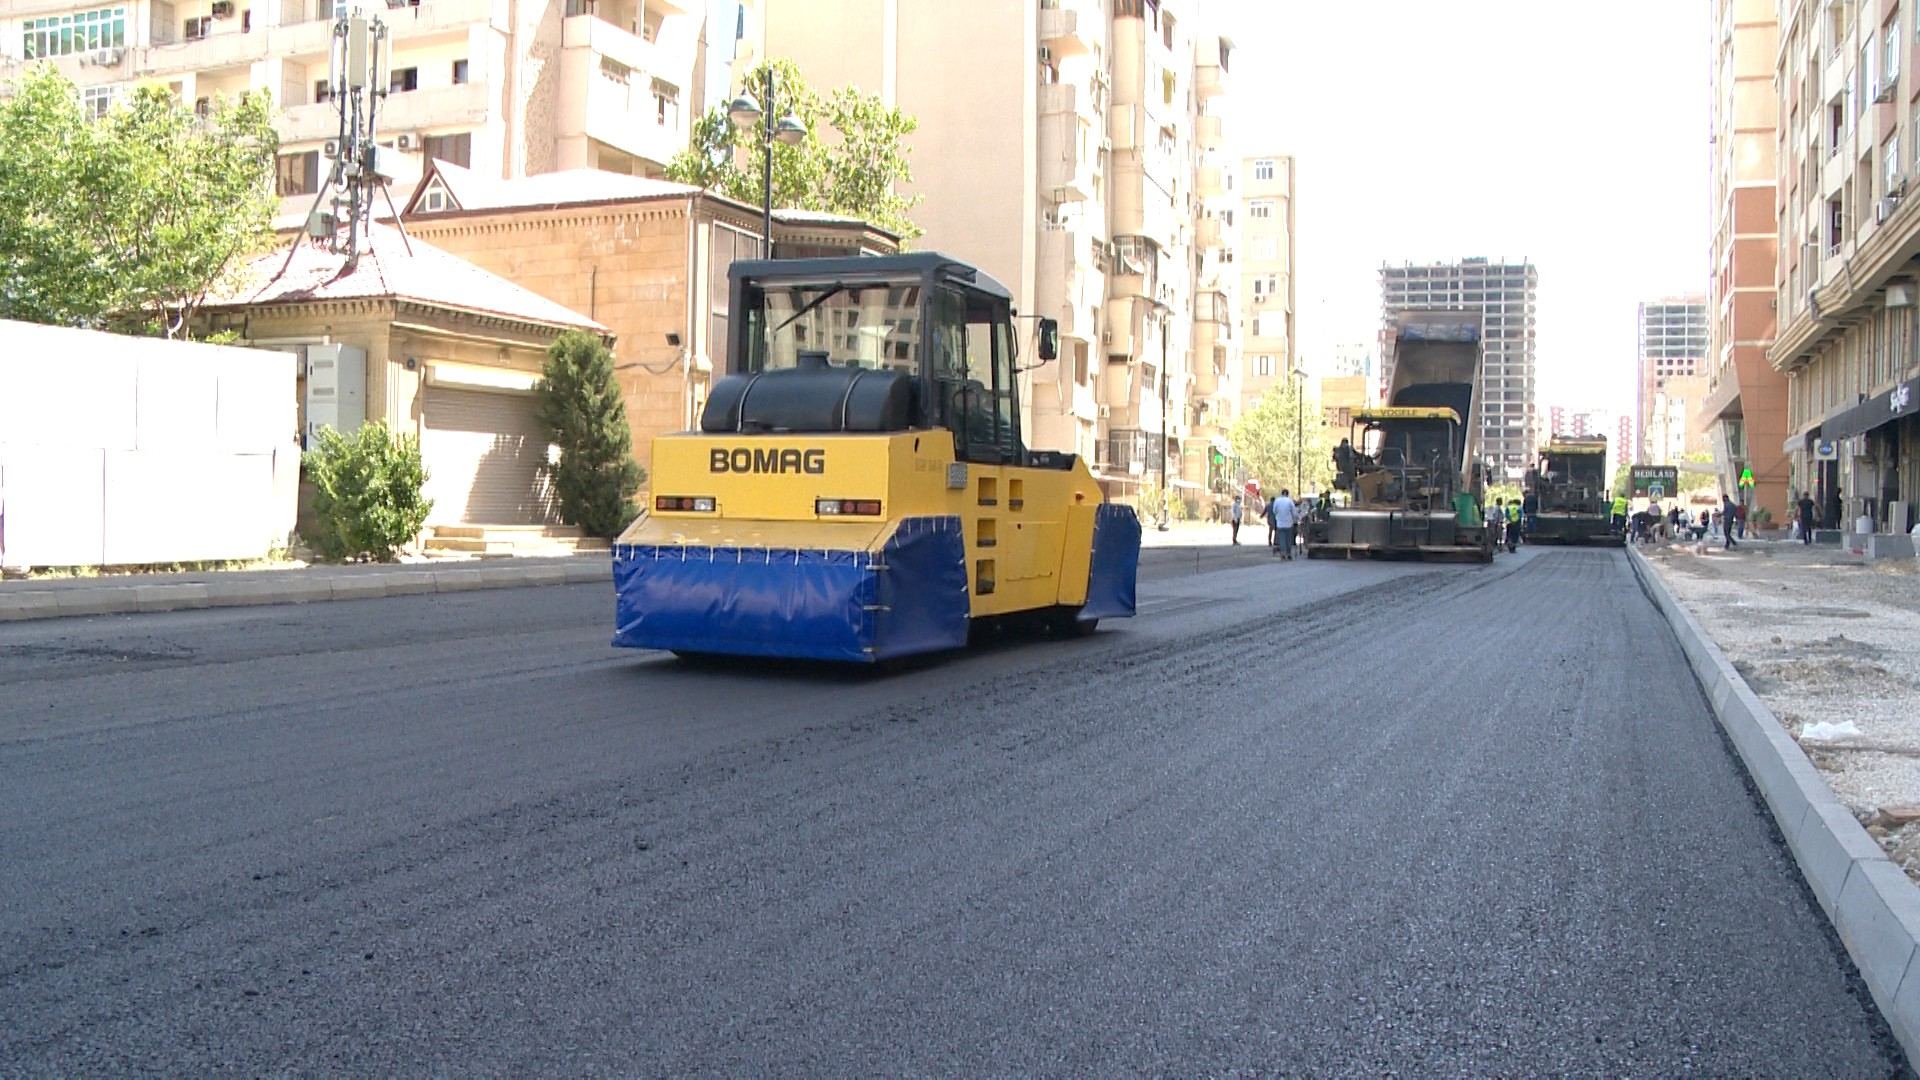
[1170,479,1205,491]
[1820,375,1920,440]
[1782,425,1817,456]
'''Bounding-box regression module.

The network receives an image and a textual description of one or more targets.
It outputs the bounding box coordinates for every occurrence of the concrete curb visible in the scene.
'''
[1626,543,1920,1059]
[0,558,613,623]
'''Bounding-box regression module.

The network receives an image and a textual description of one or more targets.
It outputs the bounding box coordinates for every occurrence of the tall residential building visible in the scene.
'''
[1636,297,1710,466]
[0,0,709,214]
[1237,153,1296,416]
[750,0,1239,507]
[1769,0,1920,534]
[1697,0,1783,517]
[1379,258,1539,478]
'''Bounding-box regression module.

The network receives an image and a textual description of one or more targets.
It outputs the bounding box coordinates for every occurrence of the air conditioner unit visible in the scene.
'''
[85,46,123,65]
[395,133,417,150]
[1878,196,1900,223]
[211,1,234,16]
[1874,76,1898,103]
[323,138,340,158]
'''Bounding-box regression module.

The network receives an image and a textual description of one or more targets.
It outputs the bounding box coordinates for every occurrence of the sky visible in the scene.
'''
[1224,0,1712,422]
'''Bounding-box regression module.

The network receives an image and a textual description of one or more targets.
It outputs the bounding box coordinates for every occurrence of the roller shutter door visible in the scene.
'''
[421,386,556,524]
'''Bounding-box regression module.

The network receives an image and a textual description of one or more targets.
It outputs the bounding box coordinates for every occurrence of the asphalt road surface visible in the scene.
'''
[0,546,1906,1076]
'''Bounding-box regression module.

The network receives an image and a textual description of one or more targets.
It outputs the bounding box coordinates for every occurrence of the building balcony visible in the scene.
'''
[1196,164,1224,199]
[387,0,508,44]
[1038,4,1094,57]
[1196,214,1222,249]
[1194,42,1229,100]
[1196,113,1224,151]
[1105,297,1138,356]
[279,80,489,144]
[1039,82,1094,119]
[138,29,267,78]
[557,14,686,170]
[1038,224,1098,339]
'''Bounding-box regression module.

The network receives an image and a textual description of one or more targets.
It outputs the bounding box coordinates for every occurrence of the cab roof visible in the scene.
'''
[728,252,1013,302]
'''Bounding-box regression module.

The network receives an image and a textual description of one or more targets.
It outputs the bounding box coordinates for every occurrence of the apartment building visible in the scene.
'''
[1636,297,1711,467]
[0,0,708,213]
[748,0,1238,510]
[1379,258,1539,478]
[1237,153,1295,417]
[1770,0,1920,535]
[1698,0,1785,519]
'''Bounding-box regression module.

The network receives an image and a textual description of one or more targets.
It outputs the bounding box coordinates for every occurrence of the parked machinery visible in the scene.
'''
[1305,311,1494,562]
[1524,435,1622,545]
[610,253,1140,664]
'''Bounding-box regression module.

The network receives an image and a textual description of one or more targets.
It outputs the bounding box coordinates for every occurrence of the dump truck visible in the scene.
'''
[1523,435,1622,545]
[1305,310,1494,562]
[609,252,1140,664]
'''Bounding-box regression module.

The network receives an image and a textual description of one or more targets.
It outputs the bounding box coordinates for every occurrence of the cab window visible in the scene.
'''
[930,287,1023,463]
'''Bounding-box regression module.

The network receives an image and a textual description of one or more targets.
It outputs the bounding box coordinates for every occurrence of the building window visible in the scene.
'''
[22,6,125,59]
[452,59,469,85]
[184,15,210,39]
[1254,355,1273,377]
[276,150,320,196]
[1888,134,1903,193]
[1828,196,1845,253]
[652,79,680,127]
[1887,15,1903,84]
[389,66,419,93]
[421,132,471,167]
[80,84,118,119]
[1253,158,1274,181]
[313,79,332,104]
[1249,199,1273,219]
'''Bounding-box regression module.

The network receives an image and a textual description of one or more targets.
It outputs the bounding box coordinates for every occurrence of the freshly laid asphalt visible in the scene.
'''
[0,545,1906,1076]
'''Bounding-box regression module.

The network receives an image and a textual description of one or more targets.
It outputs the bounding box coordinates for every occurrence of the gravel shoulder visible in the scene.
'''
[1640,538,1920,873]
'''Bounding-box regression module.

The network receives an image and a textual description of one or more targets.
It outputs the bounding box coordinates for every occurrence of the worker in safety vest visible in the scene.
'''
[1611,494,1629,534]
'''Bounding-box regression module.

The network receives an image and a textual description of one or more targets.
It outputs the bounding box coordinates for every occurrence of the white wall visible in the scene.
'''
[0,320,299,569]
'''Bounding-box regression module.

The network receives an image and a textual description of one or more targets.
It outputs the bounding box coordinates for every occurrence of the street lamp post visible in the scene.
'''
[728,70,807,257]
[1158,309,1171,531]
[1289,366,1307,495]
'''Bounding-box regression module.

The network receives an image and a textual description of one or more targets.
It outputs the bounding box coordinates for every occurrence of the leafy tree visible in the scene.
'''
[536,331,645,538]
[301,422,433,562]
[0,66,277,336]
[1230,381,1336,499]
[666,59,922,242]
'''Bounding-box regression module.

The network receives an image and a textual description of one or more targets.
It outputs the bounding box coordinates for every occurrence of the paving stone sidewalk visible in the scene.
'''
[1640,536,1920,875]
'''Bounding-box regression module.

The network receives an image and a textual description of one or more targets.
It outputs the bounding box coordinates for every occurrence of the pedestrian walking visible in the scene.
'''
[1797,490,1817,545]
[1720,493,1740,549]
[1733,500,1747,539]
[1611,492,1629,534]
[1488,498,1506,549]
[1505,499,1520,552]
[1228,494,1243,545]
[1267,488,1299,560]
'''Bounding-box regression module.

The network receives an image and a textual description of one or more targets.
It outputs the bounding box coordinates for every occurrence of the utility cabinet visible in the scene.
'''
[304,343,366,447]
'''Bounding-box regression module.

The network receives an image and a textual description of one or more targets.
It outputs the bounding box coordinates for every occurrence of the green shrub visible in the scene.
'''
[301,421,432,562]
[536,330,645,538]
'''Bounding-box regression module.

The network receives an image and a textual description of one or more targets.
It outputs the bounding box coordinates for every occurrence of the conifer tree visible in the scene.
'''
[536,332,645,538]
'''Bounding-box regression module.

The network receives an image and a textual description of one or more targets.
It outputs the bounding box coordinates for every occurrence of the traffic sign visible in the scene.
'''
[1649,483,1665,499]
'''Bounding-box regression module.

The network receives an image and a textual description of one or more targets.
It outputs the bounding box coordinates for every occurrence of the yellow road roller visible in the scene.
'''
[611,253,1140,663]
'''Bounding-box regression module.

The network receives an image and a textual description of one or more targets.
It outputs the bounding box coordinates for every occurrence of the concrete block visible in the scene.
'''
[517,563,568,586]
[328,577,392,601]
[1835,860,1920,1010]
[55,588,140,617]
[1890,952,1920,1062]
[1867,533,1917,559]
[564,561,612,584]
[431,569,489,593]
[132,583,211,612]
[380,571,437,596]
[0,591,65,621]
[1791,802,1885,919]
[206,577,331,606]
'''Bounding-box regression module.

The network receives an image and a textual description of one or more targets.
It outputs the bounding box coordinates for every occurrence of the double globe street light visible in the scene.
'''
[728,70,807,257]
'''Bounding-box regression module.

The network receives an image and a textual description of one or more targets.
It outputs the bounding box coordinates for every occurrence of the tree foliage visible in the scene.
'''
[0,65,277,336]
[666,59,922,242]
[536,331,645,538]
[1229,382,1336,498]
[301,422,433,562]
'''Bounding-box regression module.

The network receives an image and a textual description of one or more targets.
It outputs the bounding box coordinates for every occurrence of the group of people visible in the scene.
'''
[1624,493,1749,550]
[1486,497,1527,553]
[1227,489,1329,559]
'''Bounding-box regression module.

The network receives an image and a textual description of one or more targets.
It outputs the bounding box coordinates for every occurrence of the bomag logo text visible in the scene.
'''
[709,447,826,474]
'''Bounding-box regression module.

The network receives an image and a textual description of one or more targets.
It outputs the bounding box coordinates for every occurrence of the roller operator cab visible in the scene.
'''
[611,252,1141,663]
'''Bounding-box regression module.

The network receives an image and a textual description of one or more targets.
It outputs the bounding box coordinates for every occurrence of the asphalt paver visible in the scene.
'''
[0,547,1904,1075]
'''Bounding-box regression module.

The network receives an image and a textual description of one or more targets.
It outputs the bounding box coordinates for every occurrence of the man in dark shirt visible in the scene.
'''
[1797,491,1818,545]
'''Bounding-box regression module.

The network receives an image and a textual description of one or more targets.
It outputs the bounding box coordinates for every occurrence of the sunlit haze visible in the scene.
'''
[1226,0,1711,421]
